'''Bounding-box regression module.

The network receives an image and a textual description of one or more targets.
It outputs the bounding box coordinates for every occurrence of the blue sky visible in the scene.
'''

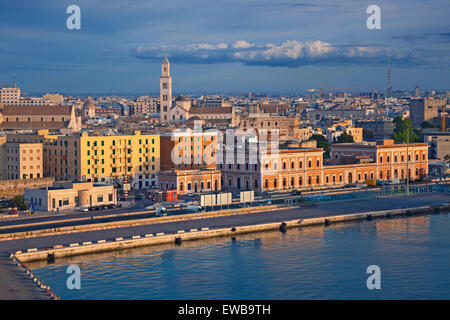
[0,0,449,95]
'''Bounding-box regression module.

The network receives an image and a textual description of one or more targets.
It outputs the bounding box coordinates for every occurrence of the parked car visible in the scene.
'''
[8,208,18,215]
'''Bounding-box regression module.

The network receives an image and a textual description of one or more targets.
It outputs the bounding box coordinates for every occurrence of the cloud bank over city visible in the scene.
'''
[132,40,420,68]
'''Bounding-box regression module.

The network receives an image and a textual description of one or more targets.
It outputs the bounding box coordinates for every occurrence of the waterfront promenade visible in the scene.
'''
[1,191,449,299]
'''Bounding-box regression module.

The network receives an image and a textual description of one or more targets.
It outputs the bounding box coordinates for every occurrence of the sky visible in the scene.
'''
[0,0,449,95]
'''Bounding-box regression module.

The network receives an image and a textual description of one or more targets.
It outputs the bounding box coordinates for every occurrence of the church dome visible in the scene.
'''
[175,94,190,102]
[83,97,95,110]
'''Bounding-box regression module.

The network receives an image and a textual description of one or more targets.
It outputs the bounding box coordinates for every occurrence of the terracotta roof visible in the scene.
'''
[0,121,69,130]
[260,103,290,113]
[1,105,72,116]
[189,107,232,114]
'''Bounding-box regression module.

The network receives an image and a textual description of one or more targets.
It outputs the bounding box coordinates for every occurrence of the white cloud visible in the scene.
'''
[131,40,419,67]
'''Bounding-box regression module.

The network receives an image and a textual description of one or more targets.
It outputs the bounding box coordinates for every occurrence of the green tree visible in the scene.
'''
[392,117,420,143]
[10,195,28,211]
[337,132,354,143]
[309,134,330,158]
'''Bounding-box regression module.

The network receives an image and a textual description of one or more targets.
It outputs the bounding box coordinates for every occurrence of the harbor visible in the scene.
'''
[1,188,449,299]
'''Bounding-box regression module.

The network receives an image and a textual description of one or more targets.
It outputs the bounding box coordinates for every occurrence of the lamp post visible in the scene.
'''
[406,128,409,196]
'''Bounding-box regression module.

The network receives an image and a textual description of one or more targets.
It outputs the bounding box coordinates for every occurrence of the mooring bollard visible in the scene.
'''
[47,253,55,263]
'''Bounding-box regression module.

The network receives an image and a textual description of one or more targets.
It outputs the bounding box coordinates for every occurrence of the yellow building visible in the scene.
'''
[46,131,160,189]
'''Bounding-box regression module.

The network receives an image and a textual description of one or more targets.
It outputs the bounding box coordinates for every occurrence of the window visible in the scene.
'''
[97,195,103,203]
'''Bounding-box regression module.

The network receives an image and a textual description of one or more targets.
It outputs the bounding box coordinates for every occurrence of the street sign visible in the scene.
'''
[240,190,254,203]
[200,194,216,207]
[216,192,232,206]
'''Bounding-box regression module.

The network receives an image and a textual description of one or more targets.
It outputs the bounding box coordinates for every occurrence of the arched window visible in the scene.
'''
[308,176,312,185]
[265,179,269,188]
[299,161,302,168]
[291,177,295,187]
[274,179,277,188]
[283,178,287,187]
[291,161,294,169]
[299,177,302,186]
[180,181,184,191]
[316,175,320,184]
[308,160,312,168]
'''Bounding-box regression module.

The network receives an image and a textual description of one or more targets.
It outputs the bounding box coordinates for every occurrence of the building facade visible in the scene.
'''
[4,142,43,180]
[24,181,117,212]
[44,131,160,189]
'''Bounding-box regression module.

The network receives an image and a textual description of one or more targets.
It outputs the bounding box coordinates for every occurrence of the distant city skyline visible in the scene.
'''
[0,0,449,94]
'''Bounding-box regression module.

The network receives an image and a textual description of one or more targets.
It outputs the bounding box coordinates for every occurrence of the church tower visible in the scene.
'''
[160,56,172,122]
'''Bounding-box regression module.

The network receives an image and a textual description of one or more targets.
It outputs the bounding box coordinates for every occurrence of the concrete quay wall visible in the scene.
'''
[14,202,450,263]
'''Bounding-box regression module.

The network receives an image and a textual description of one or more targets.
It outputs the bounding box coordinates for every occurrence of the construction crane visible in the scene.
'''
[306,86,375,98]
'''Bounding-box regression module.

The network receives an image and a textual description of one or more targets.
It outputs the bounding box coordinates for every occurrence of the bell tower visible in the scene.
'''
[160,56,172,122]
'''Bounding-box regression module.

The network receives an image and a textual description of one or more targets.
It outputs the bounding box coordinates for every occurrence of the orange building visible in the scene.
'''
[222,139,429,193]
[159,129,220,194]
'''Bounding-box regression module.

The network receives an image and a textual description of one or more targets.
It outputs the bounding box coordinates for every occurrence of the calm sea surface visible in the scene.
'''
[30,213,450,299]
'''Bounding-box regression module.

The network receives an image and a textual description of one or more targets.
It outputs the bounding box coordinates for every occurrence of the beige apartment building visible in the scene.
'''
[3,142,43,180]
[0,87,21,105]
[24,181,117,212]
